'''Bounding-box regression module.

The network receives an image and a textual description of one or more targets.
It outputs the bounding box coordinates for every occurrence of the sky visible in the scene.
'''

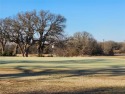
[0,0,125,42]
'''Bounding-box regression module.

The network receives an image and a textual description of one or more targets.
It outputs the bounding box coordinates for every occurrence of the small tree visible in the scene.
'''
[73,31,98,55]
[103,41,115,56]
[120,42,125,53]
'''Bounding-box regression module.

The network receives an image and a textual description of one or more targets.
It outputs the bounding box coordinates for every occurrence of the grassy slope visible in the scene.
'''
[0,57,125,94]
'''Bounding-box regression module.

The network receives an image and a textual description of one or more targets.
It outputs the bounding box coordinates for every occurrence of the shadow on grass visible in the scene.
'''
[0,59,125,79]
[0,65,125,79]
[13,86,125,94]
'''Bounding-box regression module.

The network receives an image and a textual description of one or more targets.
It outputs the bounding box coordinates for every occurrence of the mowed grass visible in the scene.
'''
[0,56,125,94]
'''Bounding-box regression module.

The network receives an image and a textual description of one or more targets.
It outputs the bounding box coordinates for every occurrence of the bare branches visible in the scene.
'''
[0,10,66,57]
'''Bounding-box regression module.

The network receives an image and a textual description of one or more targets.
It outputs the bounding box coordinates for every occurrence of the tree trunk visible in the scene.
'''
[41,44,45,55]
[18,44,24,57]
[0,40,6,55]
[24,45,30,57]
[25,49,29,57]
[37,36,43,57]
[13,44,18,56]
[37,44,41,57]
[1,43,5,55]
[1,45,5,55]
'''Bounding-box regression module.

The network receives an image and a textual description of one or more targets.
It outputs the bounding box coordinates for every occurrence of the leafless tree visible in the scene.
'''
[1,11,37,57]
[103,41,115,56]
[16,11,37,57]
[0,10,66,57]
[73,31,98,55]
[34,10,66,56]
[0,19,10,54]
[120,41,125,53]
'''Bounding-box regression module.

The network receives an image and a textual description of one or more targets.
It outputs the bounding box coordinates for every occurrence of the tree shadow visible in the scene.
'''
[12,86,125,94]
[0,65,125,79]
[0,59,125,79]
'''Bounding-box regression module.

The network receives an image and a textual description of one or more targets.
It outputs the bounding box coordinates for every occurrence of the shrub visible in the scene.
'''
[1,51,16,56]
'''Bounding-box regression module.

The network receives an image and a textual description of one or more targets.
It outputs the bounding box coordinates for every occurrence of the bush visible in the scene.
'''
[103,41,115,56]
[1,51,16,56]
[0,52,2,56]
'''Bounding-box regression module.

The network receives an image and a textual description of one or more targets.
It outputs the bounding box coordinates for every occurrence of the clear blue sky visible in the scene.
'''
[0,0,125,42]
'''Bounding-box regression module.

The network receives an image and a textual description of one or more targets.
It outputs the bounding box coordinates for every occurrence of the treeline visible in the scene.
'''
[54,32,125,56]
[0,10,125,57]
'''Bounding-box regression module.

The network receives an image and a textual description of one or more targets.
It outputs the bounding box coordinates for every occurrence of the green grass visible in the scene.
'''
[0,57,125,94]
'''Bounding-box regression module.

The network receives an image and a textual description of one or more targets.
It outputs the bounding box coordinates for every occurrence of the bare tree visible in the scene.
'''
[120,41,125,53]
[35,10,66,56]
[17,11,37,57]
[0,10,66,57]
[73,31,98,55]
[0,19,10,54]
[103,41,115,56]
[54,32,99,56]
